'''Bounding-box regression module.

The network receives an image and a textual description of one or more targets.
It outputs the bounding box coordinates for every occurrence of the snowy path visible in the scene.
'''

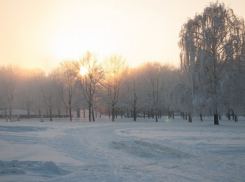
[0,117,245,181]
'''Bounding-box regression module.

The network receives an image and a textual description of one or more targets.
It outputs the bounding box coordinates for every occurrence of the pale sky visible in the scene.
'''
[0,0,244,72]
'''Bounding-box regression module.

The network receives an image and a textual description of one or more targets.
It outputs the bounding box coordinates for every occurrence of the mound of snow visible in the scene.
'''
[0,168,25,174]
[134,140,188,158]
[11,160,20,167]
[38,161,68,175]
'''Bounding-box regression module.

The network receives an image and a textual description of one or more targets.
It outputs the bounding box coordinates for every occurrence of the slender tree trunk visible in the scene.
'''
[172,111,174,119]
[69,100,72,121]
[116,110,117,118]
[155,112,158,122]
[89,105,92,122]
[84,109,85,118]
[144,111,145,118]
[28,108,30,119]
[133,106,136,121]
[188,113,192,123]
[214,111,219,125]
[77,109,80,118]
[200,113,203,121]
[92,109,95,122]
[235,114,238,122]
[9,106,12,120]
[69,108,72,121]
[108,108,110,118]
[112,106,115,122]
[58,109,61,118]
[50,108,52,121]
[232,110,235,120]
[121,110,122,118]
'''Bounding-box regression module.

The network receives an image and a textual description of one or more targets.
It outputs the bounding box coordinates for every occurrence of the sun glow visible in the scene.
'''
[80,66,88,76]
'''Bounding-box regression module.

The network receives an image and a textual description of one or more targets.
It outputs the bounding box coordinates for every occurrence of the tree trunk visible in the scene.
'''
[89,105,92,122]
[144,111,145,118]
[28,108,30,119]
[172,111,174,119]
[69,108,72,121]
[116,110,117,118]
[133,106,136,121]
[50,109,52,121]
[200,113,203,121]
[92,109,95,122]
[84,109,85,118]
[77,109,80,118]
[155,112,158,122]
[235,114,238,122]
[232,110,235,120]
[214,112,219,125]
[121,110,122,118]
[188,113,192,123]
[69,100,72,121]
[58,109,61,118]
[108,108,110,118]
[112,106,115,122]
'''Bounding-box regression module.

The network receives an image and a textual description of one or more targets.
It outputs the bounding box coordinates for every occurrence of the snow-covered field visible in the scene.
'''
[0,116,245,182]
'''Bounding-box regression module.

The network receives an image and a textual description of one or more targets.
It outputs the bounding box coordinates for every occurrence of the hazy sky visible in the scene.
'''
[0,0,244,72]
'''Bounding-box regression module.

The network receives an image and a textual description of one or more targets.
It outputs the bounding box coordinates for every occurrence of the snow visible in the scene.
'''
[0,117,245,181]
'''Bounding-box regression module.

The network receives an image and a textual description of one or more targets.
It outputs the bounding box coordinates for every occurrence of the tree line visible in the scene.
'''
[0,52,177,122]
[0,2,244,124]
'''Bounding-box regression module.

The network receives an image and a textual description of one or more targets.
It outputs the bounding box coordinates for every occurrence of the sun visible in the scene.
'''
[79,66,88,76]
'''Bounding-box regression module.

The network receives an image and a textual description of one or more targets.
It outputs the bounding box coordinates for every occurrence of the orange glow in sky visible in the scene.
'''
[0,0,244,72]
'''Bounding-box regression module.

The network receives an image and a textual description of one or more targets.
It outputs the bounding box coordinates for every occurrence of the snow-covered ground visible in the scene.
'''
[0,116,245,182]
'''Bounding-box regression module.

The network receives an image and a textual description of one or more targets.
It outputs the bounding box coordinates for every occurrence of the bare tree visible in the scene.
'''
[57,60,79,121]
[141,62,166,122]
[102,54,128,122]
[0,65,20,121]
[123,68,144,121]
[40,71,59,121]
[78,52,104,122]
